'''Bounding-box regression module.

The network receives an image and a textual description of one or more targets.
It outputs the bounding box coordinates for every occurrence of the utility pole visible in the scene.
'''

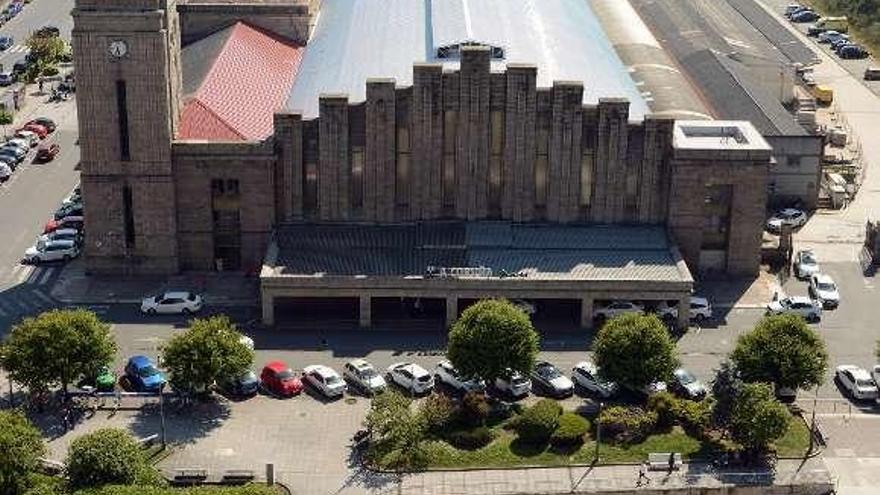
[594,402,604,463]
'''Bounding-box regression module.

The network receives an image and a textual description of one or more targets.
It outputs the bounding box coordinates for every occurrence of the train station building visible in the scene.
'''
[72,0,771,329]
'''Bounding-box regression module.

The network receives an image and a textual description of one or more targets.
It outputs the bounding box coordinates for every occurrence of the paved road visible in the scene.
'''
[0,0,73,70]
[0,0,78,332]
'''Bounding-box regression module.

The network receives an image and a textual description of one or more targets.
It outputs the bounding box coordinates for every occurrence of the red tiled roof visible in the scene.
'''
[178,22,304,141]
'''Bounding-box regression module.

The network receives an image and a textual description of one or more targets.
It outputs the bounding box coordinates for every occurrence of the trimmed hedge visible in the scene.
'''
[550,412,590,447]
[647,392,679,430]
[514,399,563,444]
[80,485,282,495]
[598,406,658,444]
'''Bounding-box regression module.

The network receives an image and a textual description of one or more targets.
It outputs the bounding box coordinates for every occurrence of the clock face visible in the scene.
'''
[109,40,128,58]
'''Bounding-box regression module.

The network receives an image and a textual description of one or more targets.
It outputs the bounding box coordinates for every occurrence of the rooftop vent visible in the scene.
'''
[436,41,505,60]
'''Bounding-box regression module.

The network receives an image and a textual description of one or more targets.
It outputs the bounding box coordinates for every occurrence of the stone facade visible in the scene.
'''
[73,0,771,279]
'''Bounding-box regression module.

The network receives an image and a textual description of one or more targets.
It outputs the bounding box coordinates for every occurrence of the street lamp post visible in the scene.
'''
[159,383,167,448]
[594,401,604,463]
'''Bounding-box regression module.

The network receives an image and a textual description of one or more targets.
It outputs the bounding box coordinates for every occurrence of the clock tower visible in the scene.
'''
[72,0,183,274]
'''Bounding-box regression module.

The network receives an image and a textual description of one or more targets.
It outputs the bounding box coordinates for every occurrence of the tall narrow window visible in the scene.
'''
[122,185,135,248]
[116,80,130,161]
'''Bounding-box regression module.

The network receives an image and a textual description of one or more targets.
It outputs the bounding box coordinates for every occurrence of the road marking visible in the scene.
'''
[25,267,43,284]
[36,267,54,285]
[31,289,54,305]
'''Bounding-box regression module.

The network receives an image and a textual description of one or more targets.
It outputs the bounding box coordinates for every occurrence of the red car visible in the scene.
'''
[44,216,84,234]
[18,123,47,139]
[260,361,303,397]
[35,143,60,162]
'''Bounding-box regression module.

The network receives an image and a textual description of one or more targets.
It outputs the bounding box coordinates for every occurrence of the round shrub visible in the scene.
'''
[460,391,490,427]
[598,406,658,444]
[674,398,712,437]
[514,399,563,444]
[65,428,146,488]
[551,412,590,447]
[446,427,495,450]
[647,391,680,430]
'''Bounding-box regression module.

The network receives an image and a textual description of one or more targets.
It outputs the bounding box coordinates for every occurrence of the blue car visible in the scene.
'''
[0,37,13,50]
[124,355,166,391]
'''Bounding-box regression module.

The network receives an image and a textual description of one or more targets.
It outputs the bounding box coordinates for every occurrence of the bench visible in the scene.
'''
[647,452,682,471]
[221,470,256,485]
[172,468,208,486]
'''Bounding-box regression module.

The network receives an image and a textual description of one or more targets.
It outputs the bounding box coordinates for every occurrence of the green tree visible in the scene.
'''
[711,360,743,429]
[160,316,254,396]
[66,428,153,488]
[26,35,66,65]
[363,390,427,470]
[447,299,540,383]
[0,411,45,495]
[730,314,828,391]
[592,313,678,392]
[0,309,116,395]
[0,109,12,139]
[728,383,790,454]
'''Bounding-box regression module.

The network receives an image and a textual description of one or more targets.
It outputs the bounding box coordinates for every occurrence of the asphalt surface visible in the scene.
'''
[0,0,78,330]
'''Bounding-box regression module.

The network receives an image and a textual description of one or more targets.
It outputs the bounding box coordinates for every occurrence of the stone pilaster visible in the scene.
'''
[365,79,396,222]
[503,64,537,222]
[456,46,491,219]
[547,81,584,223]
[318,94,350,220]
[594,98,630,223]
[411,64,444,219]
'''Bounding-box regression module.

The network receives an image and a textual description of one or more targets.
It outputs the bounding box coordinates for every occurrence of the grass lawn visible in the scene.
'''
[419,417,811,469]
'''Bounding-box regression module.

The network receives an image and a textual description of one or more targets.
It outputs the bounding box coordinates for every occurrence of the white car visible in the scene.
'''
[0,161,10,181]
[818,30,845,43]
[6,138,30,151]
[794,249,820,279]
[809,273,840,309]
[494,370,532,399]
[594,301,644,320]
[836,365,878,401]
[766,208,807,233]
[530,361,574,397]
[656,297,713,323]
[39,228,82,245]
[571,361,618,398]
[343,359,386,395]
[238,334,254,350]
[13,130,38,147]
[511,299,536,315]
[434,360,486,394]
[386,362,434,394]
[303,365,346,398]
[140,291,203,314]
[23,239,79,263]
[766,296,822,322]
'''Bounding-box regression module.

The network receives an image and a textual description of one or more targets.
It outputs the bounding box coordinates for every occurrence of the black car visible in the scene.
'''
[30,117,56,133]
[219,370,259,397]
[12,59,28,75]
[840,44,869,59]
[54,203,83,220]
[35,25,60,38]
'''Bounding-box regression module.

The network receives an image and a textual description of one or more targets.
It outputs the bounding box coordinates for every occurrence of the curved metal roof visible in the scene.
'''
[285,0,649,119]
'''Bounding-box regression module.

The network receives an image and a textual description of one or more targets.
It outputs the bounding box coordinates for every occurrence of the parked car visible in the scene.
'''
[39,228,83,246]
[27,117,56,133]
[511,299,536,316]
[124,355,166,392]
[818,30,846,44]
[0,144,27,164]
[632,381,668,397]
[530,361,574,398]
[670,368,707,400]
[23,239,79,263]
[0,162,10,182]
[792,10,819,23]
[0,70,15,86]
[35,25,60,38]
[835,365,878,401]
[342,359,386,395]
[0,36,13,50]
[593,300,644,321]
[0,156,14,173]
[434,360,486,394]
[655,296,713,323]
[571,361,617,398]
[18,123,47,139]
[794,249,820,279]
[260,361,303,397]
[494,370,532,399]
[34,143,61,163]
[54,202,82,220]
[218,370,259,397]
[140,291,203,314]
[766,208,807,233]
[831,37,854,52]
[13,130,38,147]
[809,273,840,309]
[864,67,880,81]
[43,216,83,234]
[839,44,869,59]
[784,4,804,17]
[386,362,434,394]
[765,296,822,322]
[303,365,346,398]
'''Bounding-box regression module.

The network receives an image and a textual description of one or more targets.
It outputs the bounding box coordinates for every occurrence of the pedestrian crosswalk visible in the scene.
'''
[4,44,27,54]
[2,264,57,286]
[0,287,57,320]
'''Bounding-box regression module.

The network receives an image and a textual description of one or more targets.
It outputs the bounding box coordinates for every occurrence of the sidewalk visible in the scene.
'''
[50,260,259,306]
[695,269,782,310]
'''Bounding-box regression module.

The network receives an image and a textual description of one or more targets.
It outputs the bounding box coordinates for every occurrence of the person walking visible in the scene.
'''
[637,462,650,486]
[668,453,676,474]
